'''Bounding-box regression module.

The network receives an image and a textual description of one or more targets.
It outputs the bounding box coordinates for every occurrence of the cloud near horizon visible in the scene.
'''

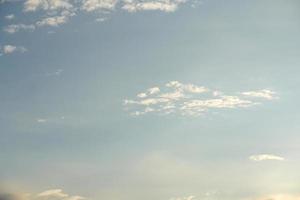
[124,81,277,116]
[0,189,86,200]
[169,196,196,200]
[252,194,300,200]
[249,154,285,162]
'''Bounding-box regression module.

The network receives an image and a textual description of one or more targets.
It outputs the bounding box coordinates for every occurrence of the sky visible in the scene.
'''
[1,0,300,200]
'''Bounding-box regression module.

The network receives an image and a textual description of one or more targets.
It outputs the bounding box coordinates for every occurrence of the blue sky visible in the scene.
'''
[1,0,300,200]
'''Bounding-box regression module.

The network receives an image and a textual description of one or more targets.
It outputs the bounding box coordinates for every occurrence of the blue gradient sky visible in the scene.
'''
[1,1,300,200]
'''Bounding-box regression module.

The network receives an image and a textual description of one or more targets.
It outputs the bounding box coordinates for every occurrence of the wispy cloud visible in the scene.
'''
[249,154,285,162]
[0,45,27,55]
[242,89,277,100]
[95,17,107,22]
[3,23,35,34]
[46,69,64,76]
[5,14,15,20]
[122,0,186,12]
[124,81,277,116]
[36,118,47,123]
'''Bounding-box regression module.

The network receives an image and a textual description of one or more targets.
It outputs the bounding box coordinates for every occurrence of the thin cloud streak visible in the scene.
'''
[249,154,285,162]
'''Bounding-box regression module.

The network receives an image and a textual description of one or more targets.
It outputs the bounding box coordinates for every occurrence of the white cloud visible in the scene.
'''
[170,196,196,200]
[95,17,107,22]
[65,196,85,200]
[22,0,76,28]
[159,90,185,100]
[36,118,47,123]
[36,15,68,26]
[37,189,85,200]
[24,0,73,12]
[46,69,64,76]
[242,89,277,100]
[136,87,160,98]
[249,154,285,162]
[36,189,85,200]
[122,0,186,12]
[148,87,160,94]
[1,45,27,54]
[166,81,208,94]
[0,189,85,200]
[180,96,254,116]
[3,24,35,33]
[124,81,276,116]
[3,45,16,54]
[81,0,117,12]
[5,14,15,20]
[37,189,68,198]
[137,92,147,98]
[125,97,169,106]
[1,0,194,33]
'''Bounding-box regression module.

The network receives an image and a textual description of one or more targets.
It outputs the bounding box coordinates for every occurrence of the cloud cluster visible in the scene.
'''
[249,154,285,162]
[124,81,277,116]
[2,0,76,33]
[3,0,194,34]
